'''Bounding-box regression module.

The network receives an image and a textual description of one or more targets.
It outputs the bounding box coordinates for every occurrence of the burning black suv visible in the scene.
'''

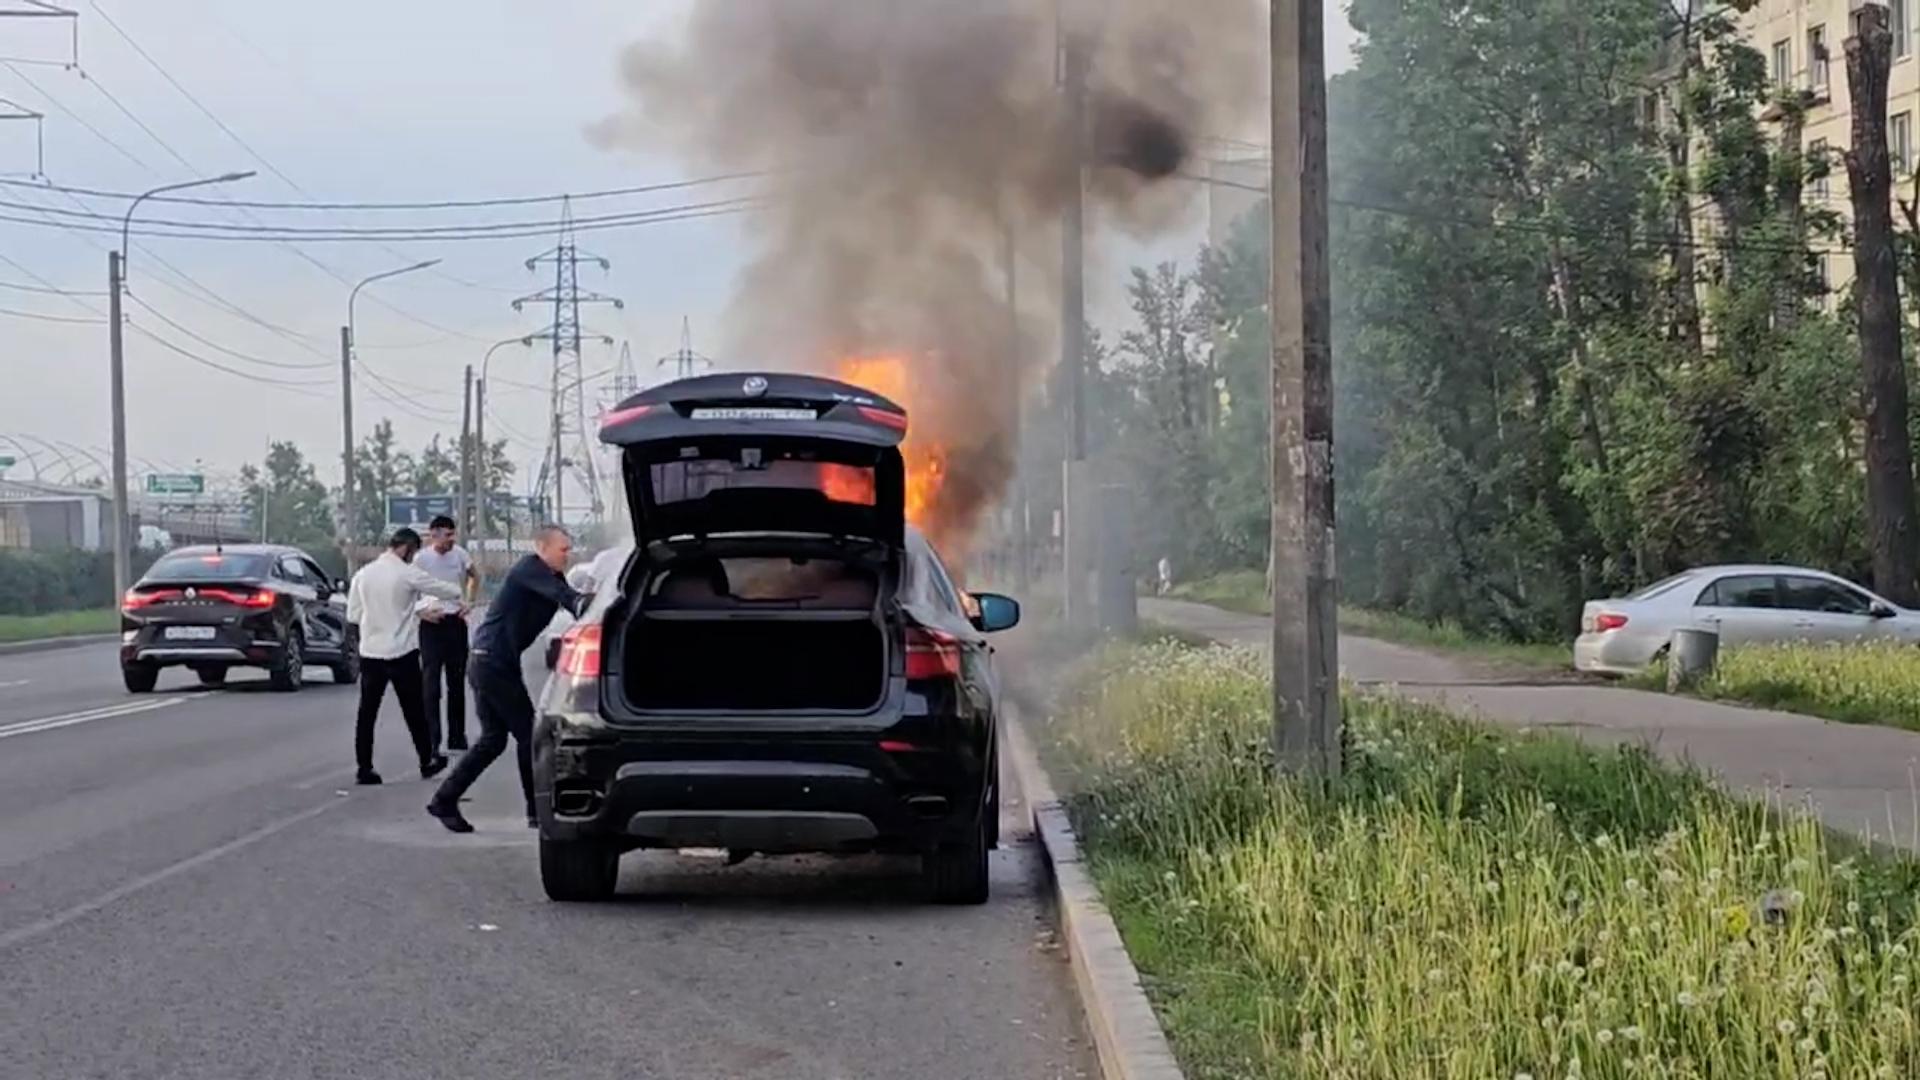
[120,544,359,693]
[532,372,1021,905]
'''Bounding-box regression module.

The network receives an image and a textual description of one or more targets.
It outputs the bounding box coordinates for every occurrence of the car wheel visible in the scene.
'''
[539,835,619,902]
[268,631,305,693]
[329,639,360,685]
[924,809,991,905]
[986,760,1001,851]
[122,664,159,694]
[195,665,229,688]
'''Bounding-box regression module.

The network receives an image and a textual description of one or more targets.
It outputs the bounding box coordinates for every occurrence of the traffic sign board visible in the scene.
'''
[146,473,205,495]
[0,455,15,470]
[386,494,455,527]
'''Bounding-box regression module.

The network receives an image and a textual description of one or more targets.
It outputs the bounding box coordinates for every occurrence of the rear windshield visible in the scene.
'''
[146,552,273,581]
[651,456,875,507]
[645,555,877,609]
[1624,572,1695,601]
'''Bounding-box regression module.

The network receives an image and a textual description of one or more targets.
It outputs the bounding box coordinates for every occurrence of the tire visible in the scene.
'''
[924,810,991,905]
[268,630,305,693]
[329,637,360,685]
[122,664,158,694]
[986,760,1001,851]
[195,665,229,688]
[540,835,619,902]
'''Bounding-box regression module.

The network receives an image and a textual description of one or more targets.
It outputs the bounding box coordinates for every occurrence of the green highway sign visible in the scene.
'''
[146,473,205,496]
[0,456,14,470]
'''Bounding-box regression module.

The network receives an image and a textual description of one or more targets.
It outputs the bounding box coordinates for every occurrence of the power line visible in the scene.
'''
[128,322,333,395]
[0,200,756,242]
[0,303,103,322]
[0,60,150,171]
[0,169,765,211]
[124,291,331,370]
[0,276,104,295]
[0,190,764,238]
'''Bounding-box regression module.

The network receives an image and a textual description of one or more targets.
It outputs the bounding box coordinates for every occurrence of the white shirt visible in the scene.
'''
[412,544,473,616]
[346,551,465,660]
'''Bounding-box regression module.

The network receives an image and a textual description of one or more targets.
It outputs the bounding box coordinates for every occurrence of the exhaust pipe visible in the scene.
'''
[552,787,603,817]
[905,795,950,819]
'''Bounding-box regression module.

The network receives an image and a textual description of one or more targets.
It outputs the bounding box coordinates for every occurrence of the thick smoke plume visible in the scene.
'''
[592,0,1265,561]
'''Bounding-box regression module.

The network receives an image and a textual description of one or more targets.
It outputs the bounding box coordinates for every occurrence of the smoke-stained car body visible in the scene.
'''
[120,544,358,693]
[531,372,1020,905]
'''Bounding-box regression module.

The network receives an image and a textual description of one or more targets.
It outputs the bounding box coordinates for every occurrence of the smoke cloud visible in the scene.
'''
[592,0,1265,561]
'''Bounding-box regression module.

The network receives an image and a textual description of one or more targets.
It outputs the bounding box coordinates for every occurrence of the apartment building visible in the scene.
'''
[1739,1,1920,296]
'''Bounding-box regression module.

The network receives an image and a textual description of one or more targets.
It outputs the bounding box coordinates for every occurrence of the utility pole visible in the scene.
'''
[457,364,474,534]
[514,196,623,530]
[1005,216,1030,592]
[1270,0,1340,777]
[339,325,355,558]
[108,249,128,601]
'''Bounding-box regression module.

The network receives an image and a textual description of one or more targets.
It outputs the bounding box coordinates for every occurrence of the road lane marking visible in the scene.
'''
[0,799,344,952]
[0,692,213,741]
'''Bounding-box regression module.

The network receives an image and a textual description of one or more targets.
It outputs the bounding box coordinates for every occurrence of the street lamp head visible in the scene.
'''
[217,170,258,184]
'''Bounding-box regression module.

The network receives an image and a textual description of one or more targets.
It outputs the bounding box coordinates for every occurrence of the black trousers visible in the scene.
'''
[356,651,433,772]
[419,616,470,750]
[430,661,534,818]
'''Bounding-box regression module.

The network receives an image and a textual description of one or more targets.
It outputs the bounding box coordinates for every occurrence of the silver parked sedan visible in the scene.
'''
[1573,564,1920,675]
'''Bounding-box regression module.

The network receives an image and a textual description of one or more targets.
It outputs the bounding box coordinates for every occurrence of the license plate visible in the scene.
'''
[690,406,815,421]
[165,626,217,641]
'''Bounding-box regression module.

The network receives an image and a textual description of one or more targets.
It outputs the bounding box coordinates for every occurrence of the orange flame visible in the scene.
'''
[835,354,946,530]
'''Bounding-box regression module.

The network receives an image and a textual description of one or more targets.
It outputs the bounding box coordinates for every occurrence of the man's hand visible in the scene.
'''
[420,607,445,623]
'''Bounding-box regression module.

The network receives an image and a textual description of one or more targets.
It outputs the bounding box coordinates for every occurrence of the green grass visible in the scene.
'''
[1038,642,1920,1079]
[1650,642,1920,733]
[1167,572,1569,671]
[0,609,117,643]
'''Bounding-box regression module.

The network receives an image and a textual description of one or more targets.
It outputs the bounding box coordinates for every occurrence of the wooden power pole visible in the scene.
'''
[1270,0,1340,776]
[1846,5,1920,606]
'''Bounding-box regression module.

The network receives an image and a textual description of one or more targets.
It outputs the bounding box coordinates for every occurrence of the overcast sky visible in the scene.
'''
[0,1,1356,490]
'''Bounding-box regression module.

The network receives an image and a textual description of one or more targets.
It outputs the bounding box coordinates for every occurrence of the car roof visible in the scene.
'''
[1679,564,1841,578]
[162,544,300,558]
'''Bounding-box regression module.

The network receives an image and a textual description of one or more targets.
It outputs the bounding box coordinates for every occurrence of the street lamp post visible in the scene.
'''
[473,334,530,587]
[110,170,255,603]
[338,259,441,564]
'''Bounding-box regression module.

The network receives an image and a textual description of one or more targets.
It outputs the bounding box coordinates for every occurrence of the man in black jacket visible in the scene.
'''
[426,524,585,833]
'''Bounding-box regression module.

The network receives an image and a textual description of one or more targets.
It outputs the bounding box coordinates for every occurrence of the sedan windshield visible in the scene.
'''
[144,552,274,581]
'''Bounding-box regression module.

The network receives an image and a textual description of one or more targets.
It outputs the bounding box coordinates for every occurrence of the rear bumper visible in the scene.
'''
[534,732,987,854]
[121,625,284,668]
[1573,631,1658,676]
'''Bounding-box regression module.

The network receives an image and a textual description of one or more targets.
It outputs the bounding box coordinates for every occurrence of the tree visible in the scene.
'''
[351,420,414,543]
[240,442,340,572]
[1844,5,1920,604]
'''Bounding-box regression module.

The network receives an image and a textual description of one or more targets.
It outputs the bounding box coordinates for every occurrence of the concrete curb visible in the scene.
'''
[1006,715,1184,1080]
[0,632,119,658]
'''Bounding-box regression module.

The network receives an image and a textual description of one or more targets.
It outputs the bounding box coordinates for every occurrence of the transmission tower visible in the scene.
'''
[512,197,622,528]
[605,341,642,408]
[657,317,714,380]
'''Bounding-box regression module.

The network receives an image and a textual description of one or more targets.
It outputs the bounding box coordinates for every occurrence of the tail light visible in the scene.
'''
[1595,612,1629,632]
[556,623,603,679]
[123,588,180,611]
[904,624,961,680]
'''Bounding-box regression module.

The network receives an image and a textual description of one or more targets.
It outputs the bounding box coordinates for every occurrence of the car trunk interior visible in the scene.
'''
[622,550,888,712]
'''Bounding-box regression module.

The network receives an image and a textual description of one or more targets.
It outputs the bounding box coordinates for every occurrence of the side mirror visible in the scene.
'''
[972,592,1021,633]
[1871,601,1897,619]
[334,579,349,593]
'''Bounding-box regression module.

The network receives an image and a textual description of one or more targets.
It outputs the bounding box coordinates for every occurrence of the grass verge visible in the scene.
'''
[1038,642,1920,1079]
[0,609,117,644]
[1166,572,1569,671]
[1644,641,1920,733]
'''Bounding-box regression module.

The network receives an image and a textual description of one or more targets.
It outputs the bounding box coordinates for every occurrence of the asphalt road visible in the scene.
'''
[0,643,1092,1080]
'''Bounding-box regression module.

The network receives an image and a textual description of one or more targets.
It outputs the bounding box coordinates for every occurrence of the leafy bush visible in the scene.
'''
[1042,643,1920,1079]
[0,548,155,616]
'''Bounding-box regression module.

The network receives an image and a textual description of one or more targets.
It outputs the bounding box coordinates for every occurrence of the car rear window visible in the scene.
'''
[651,456,876,506]
[146,552,274,581]
[1624,572,1693,601]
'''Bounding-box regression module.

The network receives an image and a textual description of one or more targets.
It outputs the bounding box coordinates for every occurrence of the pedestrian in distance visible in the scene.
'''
[345,527,466,786]
[427,524,586,833]
[414,514,478,754]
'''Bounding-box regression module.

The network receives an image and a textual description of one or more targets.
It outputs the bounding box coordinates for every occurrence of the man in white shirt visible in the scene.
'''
[345,527,465,786]
[413,514,478,755]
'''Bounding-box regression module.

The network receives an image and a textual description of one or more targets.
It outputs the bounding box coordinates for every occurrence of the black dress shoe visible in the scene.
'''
[420,755,449,780]
[355,769,383,786]
[526,815,538,830]
[427,802,475,834]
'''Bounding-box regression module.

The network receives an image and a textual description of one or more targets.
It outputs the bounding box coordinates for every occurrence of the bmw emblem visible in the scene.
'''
[185,587,198,600]
[742,375,769,397]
